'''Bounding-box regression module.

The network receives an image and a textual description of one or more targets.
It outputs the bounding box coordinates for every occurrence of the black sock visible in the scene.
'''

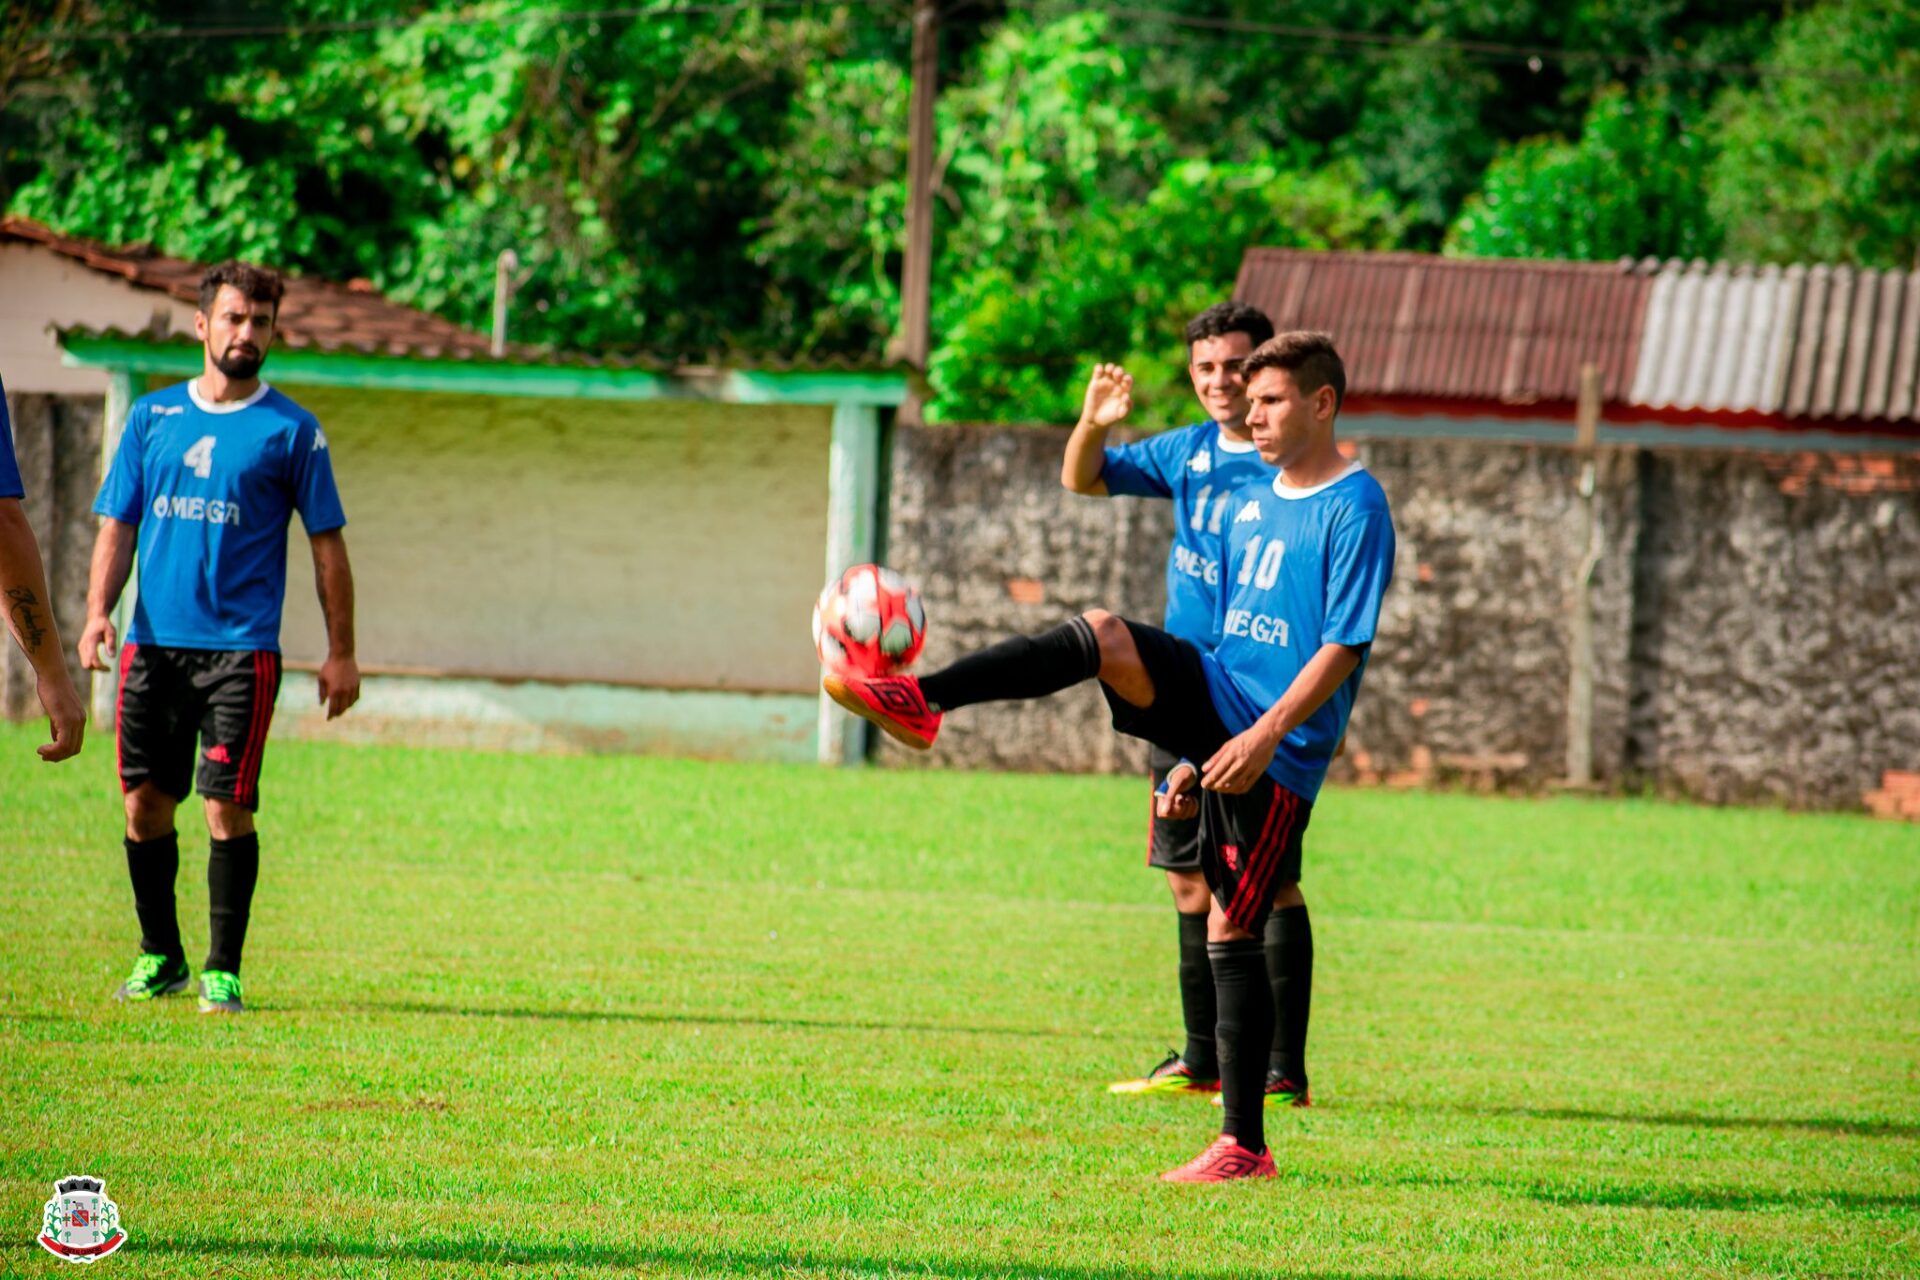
[125,833,184,963]
[1266,904,1313,1085]
[205,833,260,975]
[918,617,1100,712]
[1177,911,1218,1077]
[1210,937,1274,1155]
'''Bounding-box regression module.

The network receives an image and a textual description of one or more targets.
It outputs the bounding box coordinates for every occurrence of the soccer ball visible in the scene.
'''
[813,564,927,677]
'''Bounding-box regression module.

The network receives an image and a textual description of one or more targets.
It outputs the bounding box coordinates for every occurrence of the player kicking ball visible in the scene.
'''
[827,333,1393,1181]
[1062,303,1315,1110]
[79,261,360,1014]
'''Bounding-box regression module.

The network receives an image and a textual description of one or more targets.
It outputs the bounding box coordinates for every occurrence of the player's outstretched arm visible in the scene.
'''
[1061,363,1134,495]
[0,499,84,761]
[1202,642,1363,794]
[310,529,360,720]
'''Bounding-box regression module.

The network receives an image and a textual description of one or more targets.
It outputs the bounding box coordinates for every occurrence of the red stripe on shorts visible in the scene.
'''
[1229,786,1300,932]
[115,642,137,792]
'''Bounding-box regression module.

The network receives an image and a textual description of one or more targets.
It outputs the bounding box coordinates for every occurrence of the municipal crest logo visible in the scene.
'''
[39,1176,125,1264]
[1186,451,1212,475]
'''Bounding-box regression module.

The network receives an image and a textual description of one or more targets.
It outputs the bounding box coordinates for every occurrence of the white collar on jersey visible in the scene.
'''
[188,380,273,414]
[1213,427,1259,454]
[1271,458,1365,500]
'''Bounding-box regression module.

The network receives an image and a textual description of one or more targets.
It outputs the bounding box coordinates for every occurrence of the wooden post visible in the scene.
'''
[1566,364,1602,787]
[889,0,938,425]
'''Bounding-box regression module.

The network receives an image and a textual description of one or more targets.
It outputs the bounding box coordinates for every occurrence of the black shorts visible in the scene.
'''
[117,644,283,811]
[1103,620,1311,931]
[1147,744,1202,870]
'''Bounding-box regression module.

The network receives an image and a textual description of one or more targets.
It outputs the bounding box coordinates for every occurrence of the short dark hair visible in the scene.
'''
[198,261,285,317]
[1185,301,1274,352]
[1244,331,1346,412]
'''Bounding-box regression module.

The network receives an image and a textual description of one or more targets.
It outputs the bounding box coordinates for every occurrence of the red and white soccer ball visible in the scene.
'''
[813,563,927,677]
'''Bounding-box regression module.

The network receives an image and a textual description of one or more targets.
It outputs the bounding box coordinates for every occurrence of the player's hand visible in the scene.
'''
[36,672,85,762]
[1154,758,1200,821]
[1081,363,1133,429]
[317,653,361,720]
[77,614,116,670]
[1201,725,1279,795]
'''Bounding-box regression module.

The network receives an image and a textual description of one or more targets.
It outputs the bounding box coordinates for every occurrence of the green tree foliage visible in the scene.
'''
[1706,0,1920,270]
[1445,87,1722,262]
[3,0,1910,425]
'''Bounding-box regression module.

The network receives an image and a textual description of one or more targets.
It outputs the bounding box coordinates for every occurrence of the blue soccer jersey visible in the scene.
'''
[0,377,22,500]
[93,381,346,651]
[1101,424,1275,647]
[1200,462,1396,801]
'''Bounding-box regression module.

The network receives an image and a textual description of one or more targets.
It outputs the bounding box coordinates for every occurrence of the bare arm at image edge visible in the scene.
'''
[0,499,85,761]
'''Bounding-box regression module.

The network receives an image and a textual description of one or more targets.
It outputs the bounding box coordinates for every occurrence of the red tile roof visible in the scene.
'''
[1,215,493,359]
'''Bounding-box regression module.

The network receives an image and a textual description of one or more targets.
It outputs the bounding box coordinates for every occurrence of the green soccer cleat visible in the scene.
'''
[1214,1068,1310,1108]
[113,953,190,1002]
[197,970,245,1014]
[1108,1050,1221,1096]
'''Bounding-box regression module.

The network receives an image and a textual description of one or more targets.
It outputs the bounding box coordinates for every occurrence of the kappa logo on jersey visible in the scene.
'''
[1234,500,1262,523]
[312,426,329,452]
[1223,609,1290,646]
[1186,451,1212,475]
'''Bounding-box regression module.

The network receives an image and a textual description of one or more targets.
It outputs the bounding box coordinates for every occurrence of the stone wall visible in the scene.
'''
[881,422,1920,813]
[0,391,99,721]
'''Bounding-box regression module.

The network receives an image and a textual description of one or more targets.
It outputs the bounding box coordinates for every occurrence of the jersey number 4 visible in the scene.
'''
[183,435,217,478]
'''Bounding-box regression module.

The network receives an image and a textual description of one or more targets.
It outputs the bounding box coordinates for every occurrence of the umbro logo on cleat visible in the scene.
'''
[1234,500,1262,523]
[875,684,921,714]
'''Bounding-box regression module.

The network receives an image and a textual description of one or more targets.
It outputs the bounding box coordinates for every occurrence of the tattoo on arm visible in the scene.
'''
[5,586,49,652]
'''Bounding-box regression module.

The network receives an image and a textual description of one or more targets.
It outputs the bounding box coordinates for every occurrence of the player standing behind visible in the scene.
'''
[77,262,360,1014]
[827,333,1392,1180]
[1060,303,1317,1108]
[0,375,85,761]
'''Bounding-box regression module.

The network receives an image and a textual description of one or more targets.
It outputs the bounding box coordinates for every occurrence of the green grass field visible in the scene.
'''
[3,723,1916,1278]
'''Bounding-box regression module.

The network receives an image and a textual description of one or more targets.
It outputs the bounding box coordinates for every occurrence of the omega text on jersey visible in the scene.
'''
[1171,544,1221,585]
[1223,609,1290,646]
[150,494,243,526]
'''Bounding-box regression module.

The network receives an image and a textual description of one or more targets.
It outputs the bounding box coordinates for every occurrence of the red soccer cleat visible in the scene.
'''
[1159,1135,1277,1183]
[822,670,943,750]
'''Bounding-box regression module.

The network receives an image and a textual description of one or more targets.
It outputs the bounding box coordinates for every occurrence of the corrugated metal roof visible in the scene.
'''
[1629,260,1920,421]
[1234,249,1651,406]
[1235,247,1920,424]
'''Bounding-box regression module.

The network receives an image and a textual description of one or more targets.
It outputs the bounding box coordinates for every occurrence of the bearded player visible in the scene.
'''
[79,261,360,1014]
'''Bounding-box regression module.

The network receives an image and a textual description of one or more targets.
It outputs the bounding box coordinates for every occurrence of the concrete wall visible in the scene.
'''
[880,422,1920,813]
[276,387,833,694]
[0,245,195,394]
